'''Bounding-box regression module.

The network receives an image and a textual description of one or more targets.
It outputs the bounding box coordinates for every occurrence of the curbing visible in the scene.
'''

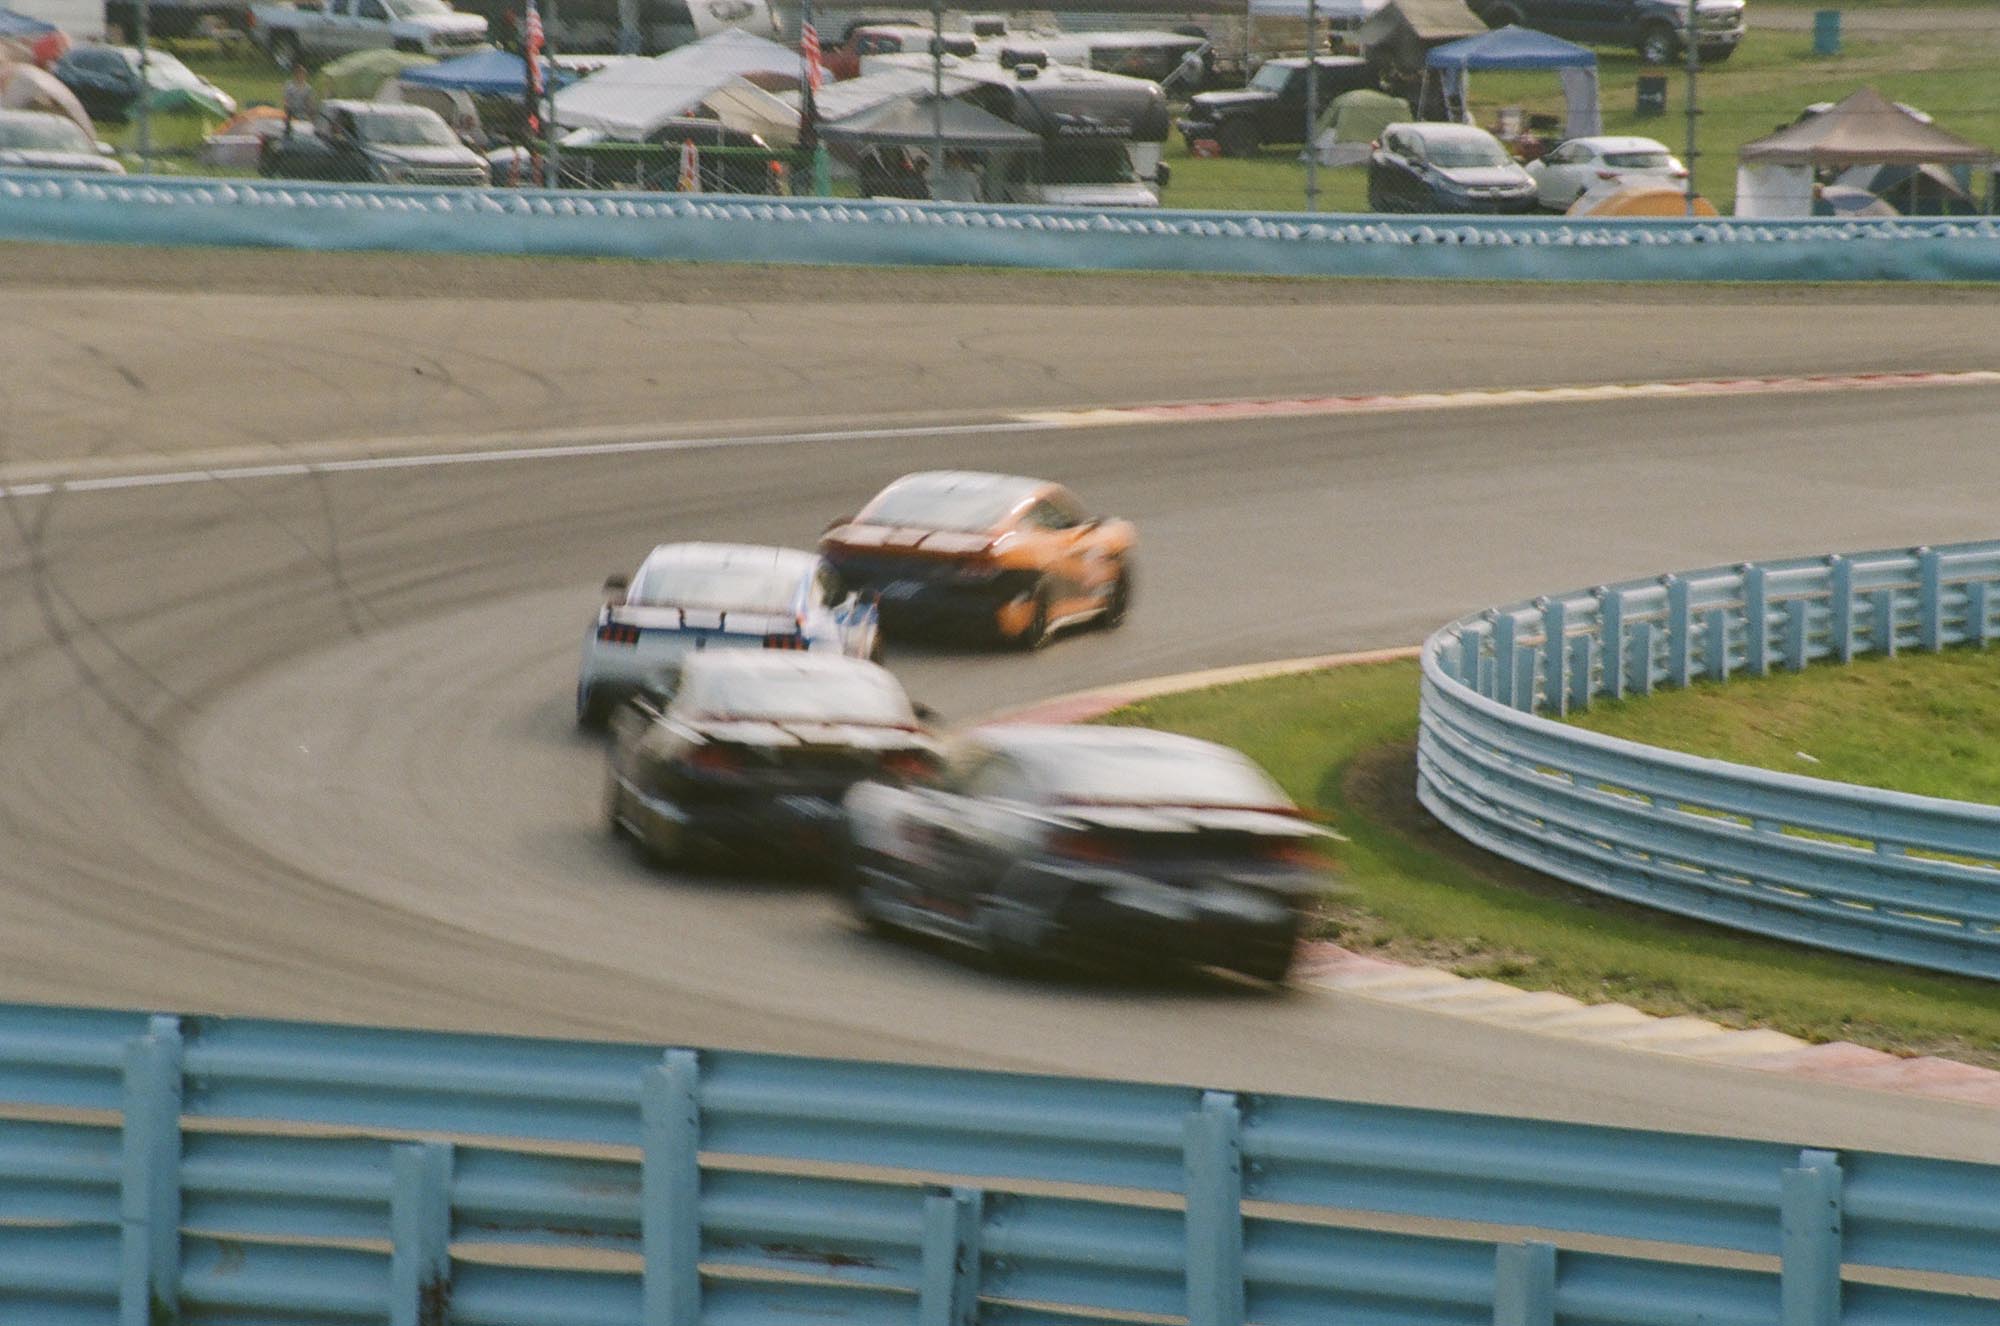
[990,648,2000,1109]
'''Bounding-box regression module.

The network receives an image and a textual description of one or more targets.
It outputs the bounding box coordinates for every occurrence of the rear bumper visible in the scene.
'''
[1016,864,1315,974]
[830,560,1040,641]
[626,778,856,860]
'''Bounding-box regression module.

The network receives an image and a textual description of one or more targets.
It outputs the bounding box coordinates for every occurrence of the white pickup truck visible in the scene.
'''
[248,0,487,68]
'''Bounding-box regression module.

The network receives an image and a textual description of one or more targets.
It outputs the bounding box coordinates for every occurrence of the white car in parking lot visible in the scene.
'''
[1527,135,1687,211]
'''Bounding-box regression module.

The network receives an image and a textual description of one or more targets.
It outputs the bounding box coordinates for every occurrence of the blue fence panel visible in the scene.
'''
[9,169,2000,281]
[1418,538,2000,981]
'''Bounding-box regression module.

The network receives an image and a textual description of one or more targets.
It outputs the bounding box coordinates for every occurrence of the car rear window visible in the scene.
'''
[1603,151,1672,168]
[859,478,1034,532]
[634,563,799,612]
[1027,741,1291,809]
[683,666,912,724]
[1424,135,1510,169]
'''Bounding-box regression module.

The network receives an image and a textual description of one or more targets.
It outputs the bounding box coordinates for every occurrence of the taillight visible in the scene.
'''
[1049,830,1124,863]
[597,623,641,645]
[1256,838,1320,867]
[1595,169,1619,180]
[879,749,937,781]
[684,744,741,774]
[763,634,808,650]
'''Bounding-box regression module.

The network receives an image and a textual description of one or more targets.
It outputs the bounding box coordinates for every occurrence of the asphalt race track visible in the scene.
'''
[5,246,2000,1161]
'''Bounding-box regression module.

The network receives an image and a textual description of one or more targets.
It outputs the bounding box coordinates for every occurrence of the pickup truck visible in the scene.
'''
[248,0,486,69]
[259,99,490,184]
[1469,0,1744,63]
[1177,56,1378,157]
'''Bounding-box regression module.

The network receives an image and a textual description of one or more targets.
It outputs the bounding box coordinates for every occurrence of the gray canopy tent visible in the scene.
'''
[1421,25,1599,138]
[1734,86,1993,217]
[821,93,1040,201]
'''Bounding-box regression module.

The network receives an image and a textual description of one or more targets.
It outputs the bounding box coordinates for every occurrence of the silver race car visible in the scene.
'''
[577,542,882,728]
[605,651,940,867]
[844,724,1332,982]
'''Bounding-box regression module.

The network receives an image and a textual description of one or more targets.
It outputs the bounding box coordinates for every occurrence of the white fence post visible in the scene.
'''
[119,1015,182,1326]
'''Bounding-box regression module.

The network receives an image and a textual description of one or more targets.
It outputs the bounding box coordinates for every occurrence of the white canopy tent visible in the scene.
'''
[1247,0,1390,21]
[552,28,801,139]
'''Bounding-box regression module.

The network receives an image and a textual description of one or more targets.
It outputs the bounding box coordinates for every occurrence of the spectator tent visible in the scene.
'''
[1309,87,1409,165]
[1734,86,1993,218]
[1421,25,1598,138]
[400,49,576,100]
[553,29,799,138]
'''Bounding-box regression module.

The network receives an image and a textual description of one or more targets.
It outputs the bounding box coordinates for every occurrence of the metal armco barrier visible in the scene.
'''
[3,1001,2000,1326]
[1419,539,2000,979]
[9,169,2000,280]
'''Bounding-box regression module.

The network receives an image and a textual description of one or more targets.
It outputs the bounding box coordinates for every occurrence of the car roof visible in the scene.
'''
[1563,136,1671,152]
[869,470,1051,510]
[970,723,1243,764]
[1388,121,1501,143]
[638,542,820,577]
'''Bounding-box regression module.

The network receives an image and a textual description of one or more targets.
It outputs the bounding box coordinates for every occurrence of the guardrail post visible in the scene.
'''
[1183,1091,1244,1326]
[1917,548,1942,652]
[1459,625,1483,689]
[1566,634,1592,715]
[1743,565,1770,677]
[1972,581,1995,648]
[1493,612,1518,708]
[119,1015,183,1326]
[1780,1148,1843,1326]
[1596,587,1623,700]
[1829,556,1855,664]
[1703,607,1730,683]
[1665,575,1691,689]
[918,1186,984,1326]
[1784,599,1811,671]
[1539,598,1565,716]
[1492,1240,1556,1326]
[1870,588,1898,658]
[1629,621,1655,697]
[642,1050,703,1326]
[391,1142,454,1326]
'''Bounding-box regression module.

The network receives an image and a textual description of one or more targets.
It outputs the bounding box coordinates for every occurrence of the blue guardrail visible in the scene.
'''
[2,999,2000,1325]
[10,169,2000,280]
[1420,538,2000,979]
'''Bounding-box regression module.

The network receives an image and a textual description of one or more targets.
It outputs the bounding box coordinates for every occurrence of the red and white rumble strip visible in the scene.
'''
[1015,369,2000,429]
[993,651,2000,1110]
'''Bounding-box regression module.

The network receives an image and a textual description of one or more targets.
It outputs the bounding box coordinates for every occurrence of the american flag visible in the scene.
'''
[800,15,823,90]
[523,0,545,132]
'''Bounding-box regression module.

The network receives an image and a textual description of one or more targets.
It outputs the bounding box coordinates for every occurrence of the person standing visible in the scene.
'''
[282,61,316,137]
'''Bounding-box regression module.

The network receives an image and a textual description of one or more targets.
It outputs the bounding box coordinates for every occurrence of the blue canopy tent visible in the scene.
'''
[1422,25,1598,138]
[0,7,57,36]
[400,50,579,99]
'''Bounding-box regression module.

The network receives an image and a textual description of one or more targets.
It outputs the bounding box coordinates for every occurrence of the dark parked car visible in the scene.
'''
[1469,0,1744,63]
[605,651,939,869]
[52,45,236,123]
[844,725,1332,982]
[1177,55,1377,157]
[0,108,125,174]
[259,100,489,185]
[1367,121,1537,213]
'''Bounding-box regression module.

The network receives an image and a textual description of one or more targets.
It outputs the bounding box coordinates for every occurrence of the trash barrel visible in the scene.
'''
[1636,75,1667,116]
[1813,9,1841,55]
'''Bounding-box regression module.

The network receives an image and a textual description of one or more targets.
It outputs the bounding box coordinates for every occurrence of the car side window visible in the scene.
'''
[358,0,388,17]
[1025,500,1079,532]
[327,0,350,15]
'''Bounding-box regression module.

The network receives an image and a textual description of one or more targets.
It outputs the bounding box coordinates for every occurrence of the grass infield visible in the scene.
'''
[1099,653,2000,1068]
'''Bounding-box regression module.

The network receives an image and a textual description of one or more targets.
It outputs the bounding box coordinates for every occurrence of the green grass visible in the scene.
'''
[1571,650,2000,804]
[1101,658,2000,1067]
[1154,25,2000,212]
[100,42,285,167]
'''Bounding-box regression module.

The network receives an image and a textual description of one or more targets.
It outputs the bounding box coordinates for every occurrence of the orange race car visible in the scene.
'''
[819,471,1136,648]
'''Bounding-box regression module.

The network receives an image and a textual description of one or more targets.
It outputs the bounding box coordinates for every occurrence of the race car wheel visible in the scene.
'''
[1101,564,1132,630]
[846,851,897,935]
[1235,937,1299,985]
[576,683,613,731]
[1016,583,1053,650]
[1637,22,1678,64]
[1217,119,1259,159]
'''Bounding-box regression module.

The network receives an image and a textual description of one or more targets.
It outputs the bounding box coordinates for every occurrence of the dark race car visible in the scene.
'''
[605,650,938,869]
[844,724,1333,982]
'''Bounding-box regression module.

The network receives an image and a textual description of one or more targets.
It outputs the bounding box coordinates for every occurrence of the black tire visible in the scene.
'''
[1699,44,1734,64]
[576,683,614,731]
[1637,23,1678,64]
[1217,119,1259,159]
[1236,937,1300,984]
[1015,582,1053,651]
[267,32,301,70]
[1100,564,1132,630]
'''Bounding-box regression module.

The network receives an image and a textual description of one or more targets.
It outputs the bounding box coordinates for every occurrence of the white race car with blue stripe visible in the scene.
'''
[576,543,882,727]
